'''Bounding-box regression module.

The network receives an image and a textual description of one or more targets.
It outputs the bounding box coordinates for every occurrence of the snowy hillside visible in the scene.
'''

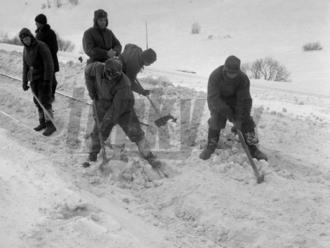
[1,0,330,93]
[0,0,330,247]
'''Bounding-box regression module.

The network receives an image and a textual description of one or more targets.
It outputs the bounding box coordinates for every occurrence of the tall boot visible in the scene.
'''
[248,145,268,161]
[136,138,162,168]
[42,108,56,136]
[43,121,56,136]
[199,128,220,160]
[34,111,46,131]
[242,129,267,161]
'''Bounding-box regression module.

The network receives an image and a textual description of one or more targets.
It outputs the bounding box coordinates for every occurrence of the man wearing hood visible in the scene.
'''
[119,43,157,96]
[200,55,268,161]
[83,9,122,64]
[85,57,162,169]
[35,13,59,102]
[19,27,56,136]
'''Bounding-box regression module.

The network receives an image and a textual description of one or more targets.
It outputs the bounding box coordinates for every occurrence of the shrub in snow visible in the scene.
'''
[243,57,290,82]
[191,22,201,34]
[54,0,62,8]
[0,34,22,46]
[57,34,75,52]
[303,42,322,51]
[68,0,79,6]
[41,0,79,9]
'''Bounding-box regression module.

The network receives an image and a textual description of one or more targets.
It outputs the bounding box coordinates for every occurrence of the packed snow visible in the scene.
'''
[0,0,330,247]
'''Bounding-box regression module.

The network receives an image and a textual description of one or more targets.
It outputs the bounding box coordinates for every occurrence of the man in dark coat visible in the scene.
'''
[19,28,56,136]
[119,43,157,96]
[200,55,267,161]
[83,9,122,64]
[85,57,162,168]
[35,13,59,101]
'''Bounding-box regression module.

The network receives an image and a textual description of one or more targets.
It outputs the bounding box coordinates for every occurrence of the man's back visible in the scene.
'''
[36,24,59,72]
[120,44,143,82]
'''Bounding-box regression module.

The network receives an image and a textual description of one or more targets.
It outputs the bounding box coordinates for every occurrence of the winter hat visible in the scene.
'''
[224,55,241,73]
[93,9,108,27]
[105,58,123,74]
[19,28,34,41]
[35,14,47,25]
[141,48,157,65]
[94,9,108,20]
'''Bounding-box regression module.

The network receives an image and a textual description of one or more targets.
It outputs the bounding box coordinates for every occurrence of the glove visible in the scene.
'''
[22,82,29,91]
[142,89,150,96]
[231,121,242,134]
[107,49,116,58]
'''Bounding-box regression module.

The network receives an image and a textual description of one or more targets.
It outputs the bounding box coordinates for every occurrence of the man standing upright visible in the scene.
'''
[200,55,267,161]
[119,43,157,96]
[19,28,56,136]
[35,13,59,101]
[83,9,122,64]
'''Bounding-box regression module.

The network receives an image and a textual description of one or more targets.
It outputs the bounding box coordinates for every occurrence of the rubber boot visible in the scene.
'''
[248,145,268,161]
[34,118,46,131]
[43,121,56,136]
[199,128,220,160]
[34,111,46,131]
[137,138,162,168]
[42,108,56,136]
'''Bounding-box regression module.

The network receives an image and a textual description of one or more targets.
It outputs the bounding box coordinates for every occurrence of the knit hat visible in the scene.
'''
[94,9,108,19]
[93,9,108,27]
[19,28,34,40]
[104,58,122,79]
[35,14,47,25]
[142,48,157,65]
[224,55,241,73]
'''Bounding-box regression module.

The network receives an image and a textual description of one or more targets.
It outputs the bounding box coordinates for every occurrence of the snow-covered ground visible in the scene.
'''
[1,0,330,247]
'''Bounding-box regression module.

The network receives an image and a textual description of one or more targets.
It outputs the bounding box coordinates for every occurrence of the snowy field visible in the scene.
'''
[0,0,330,247]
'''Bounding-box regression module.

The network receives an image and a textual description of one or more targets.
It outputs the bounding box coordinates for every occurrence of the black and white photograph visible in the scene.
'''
[0,0,329,247]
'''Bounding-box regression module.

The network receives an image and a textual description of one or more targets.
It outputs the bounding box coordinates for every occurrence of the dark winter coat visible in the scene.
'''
[85,62,134,124]
[119,44,146,95]
[82,20,122,64]
[20,29,54,84]
[207,65,252,122]
[35,24,59,72]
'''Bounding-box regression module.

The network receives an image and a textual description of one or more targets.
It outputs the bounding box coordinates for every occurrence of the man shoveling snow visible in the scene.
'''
[84,58,167,176]
[200,55,268,161]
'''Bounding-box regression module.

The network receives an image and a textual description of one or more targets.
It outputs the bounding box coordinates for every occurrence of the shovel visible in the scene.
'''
[146,95,177,127]
[236,129,265,184]
[134,79,176,127]
[92,100,112,173]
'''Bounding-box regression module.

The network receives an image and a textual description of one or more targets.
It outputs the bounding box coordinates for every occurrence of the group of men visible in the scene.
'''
[19,8,267,170]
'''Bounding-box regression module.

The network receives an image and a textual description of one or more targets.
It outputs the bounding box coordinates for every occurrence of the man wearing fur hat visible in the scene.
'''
[119,44,157,96]
[200,55,267,161]
[83,9,122,64]
[85,58,163,169]
[19,28,56,136]
[35,13,59,102]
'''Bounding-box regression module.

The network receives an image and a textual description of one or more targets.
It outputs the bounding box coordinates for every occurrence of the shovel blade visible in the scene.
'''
[154,115,177,127]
